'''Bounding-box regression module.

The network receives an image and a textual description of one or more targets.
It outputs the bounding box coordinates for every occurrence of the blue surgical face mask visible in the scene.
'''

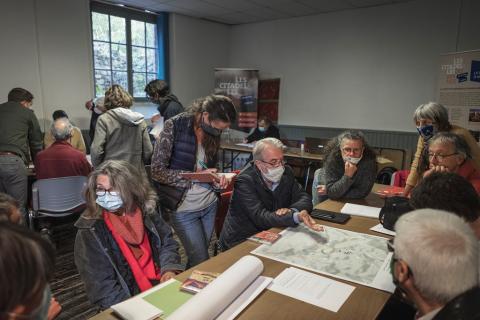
[258,126,266,132]
[416,124,435,140]
[96,191,123,212]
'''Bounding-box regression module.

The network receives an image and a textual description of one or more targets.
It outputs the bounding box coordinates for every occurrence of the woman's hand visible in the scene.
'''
[160,271,176,283]
[316,185,326,195]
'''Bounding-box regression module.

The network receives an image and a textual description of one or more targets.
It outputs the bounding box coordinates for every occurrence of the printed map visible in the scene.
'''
[251,225,395,292]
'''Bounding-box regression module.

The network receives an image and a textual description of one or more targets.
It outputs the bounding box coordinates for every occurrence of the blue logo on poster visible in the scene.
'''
[457,72,468,82]
[471,60,480,83]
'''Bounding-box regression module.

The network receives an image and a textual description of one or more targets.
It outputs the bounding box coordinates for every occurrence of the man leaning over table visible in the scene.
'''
[219,138,322,251]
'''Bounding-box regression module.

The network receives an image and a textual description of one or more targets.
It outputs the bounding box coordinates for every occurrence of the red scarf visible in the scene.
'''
[103,208,161,292]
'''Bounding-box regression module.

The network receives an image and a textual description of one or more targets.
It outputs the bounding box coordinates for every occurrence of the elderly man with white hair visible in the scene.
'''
[34,118,91,180]
[218,138,321,251]
[391,209,480,320]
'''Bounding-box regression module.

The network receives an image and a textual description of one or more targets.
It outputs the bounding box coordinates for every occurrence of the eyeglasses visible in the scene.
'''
[428,152,457,161]
[95,188,118,196]
[387,238,414,278]
[341,147,363,154]
[259,159,285,167]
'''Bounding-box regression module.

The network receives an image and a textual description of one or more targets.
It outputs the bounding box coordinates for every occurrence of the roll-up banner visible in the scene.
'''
[438,50,480,141]
[214,68,259,132]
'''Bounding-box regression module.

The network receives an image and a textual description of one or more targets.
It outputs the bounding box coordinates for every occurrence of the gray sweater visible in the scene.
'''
[324,151,377,199]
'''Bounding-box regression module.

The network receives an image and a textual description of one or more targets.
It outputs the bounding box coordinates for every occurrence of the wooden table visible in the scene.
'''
[91,191,391,320]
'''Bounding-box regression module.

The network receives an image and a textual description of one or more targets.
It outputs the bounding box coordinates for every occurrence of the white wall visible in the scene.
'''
[169,14,230,107]
[228,0,479,132]
[0,0,93,131]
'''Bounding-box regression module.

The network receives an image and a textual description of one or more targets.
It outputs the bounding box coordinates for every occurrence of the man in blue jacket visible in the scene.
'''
[219,138,321,250]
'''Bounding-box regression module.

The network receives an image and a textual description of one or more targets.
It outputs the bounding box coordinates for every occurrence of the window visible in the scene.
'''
[91,3,167,99]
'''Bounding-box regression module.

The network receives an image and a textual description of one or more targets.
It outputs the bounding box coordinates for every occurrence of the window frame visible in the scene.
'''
[90,2,167,101]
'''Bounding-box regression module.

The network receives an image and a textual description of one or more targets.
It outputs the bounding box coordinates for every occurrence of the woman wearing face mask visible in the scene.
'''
[403,102,480,196]
[74,160,183,310]
[322,131,377,199]
[151,95,237,268]
[0,222,56,320]
[244,115,280,143]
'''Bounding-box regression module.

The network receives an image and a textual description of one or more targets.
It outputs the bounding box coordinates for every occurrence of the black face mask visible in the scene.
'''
[201,116,222,137]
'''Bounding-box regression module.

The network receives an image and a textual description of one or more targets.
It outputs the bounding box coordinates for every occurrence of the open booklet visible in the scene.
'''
[112,255,271,320]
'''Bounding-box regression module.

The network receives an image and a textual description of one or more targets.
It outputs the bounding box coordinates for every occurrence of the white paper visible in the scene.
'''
[340,203,381,218]
[149,117,164,137]
[111,296,163,320]
[269,267,355,312]
[216,276,272,320]
[370,223,396,236]
[235,143,255,148]
[168,255,266,320]
[371,252,396,293]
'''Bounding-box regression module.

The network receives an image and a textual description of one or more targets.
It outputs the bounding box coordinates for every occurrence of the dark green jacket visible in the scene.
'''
[0,101,43,164]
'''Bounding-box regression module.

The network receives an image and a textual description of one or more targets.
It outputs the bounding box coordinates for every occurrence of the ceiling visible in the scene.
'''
[100,0,415,25]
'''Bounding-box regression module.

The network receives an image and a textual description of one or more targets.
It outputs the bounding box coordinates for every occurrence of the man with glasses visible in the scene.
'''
[145,79,184,122]
[219,138,321,251]
[390,209,479,320]
[420,132,480,194]
[319,131,377,200]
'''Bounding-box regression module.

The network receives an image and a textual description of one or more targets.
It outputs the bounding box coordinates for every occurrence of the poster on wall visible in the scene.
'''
[438,50,480,141]
[214,68,258,132]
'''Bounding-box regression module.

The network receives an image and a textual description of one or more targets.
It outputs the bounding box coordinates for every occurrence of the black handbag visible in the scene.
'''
[379,196,413,231]
[153,181,184,211]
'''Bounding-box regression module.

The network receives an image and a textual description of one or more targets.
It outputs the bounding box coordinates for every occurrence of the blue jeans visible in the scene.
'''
[312,168,328,206]
[170,200,218,268]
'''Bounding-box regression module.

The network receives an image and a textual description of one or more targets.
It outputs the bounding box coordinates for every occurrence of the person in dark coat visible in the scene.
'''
[219,138,322,251]
[244,116,280,143]
[145,79,184,121]
[74,160,182,310]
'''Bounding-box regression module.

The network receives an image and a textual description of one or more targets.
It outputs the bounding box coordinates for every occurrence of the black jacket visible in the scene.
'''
[157,94,184,121]
[219,163,312,250]
[246,125,280,143]
[74,209,183,310]
[434,286,480,320]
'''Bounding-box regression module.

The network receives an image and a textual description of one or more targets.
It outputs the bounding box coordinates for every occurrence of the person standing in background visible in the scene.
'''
[0,88,43,216]
[145,79,184,122]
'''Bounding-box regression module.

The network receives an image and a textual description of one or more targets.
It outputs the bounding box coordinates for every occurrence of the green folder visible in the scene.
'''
[142,280,193,318]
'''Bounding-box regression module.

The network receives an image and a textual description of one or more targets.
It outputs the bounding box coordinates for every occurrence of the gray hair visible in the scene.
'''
[428,132,470,160]
[413,102,450,131]
[51,118,73,141]
[84,160,157,218]
[394,209,478,304]
[252,138,284,161]
[337,130,366,147]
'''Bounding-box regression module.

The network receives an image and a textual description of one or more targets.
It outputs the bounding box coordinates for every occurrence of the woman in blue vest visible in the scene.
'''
[151,95,237,268]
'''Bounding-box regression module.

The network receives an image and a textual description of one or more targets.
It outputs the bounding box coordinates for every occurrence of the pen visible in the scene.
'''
[198,159,209,170]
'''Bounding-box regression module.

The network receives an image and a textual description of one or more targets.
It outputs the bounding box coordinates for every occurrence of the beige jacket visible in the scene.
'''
[406,125,480,187]
[44,126,86,154]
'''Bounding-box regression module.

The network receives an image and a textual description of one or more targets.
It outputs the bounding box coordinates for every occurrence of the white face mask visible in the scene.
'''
[262,165,285,183]
[343,155,362,165]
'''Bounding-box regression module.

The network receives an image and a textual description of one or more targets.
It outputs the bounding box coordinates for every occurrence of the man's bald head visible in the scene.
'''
[51,118,73,141]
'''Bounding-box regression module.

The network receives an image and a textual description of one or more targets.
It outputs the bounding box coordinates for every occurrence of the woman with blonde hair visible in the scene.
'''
[90,85,152,173]
[74,160,182,309]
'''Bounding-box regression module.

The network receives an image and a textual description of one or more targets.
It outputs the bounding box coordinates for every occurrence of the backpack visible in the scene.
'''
[376,166,397,185]
[379,196,413,231]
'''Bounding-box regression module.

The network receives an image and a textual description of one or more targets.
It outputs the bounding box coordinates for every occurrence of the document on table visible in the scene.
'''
[268,267,355,312]
[340,203,381,218]
[370,223,396,236]
[235,142,255,148]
